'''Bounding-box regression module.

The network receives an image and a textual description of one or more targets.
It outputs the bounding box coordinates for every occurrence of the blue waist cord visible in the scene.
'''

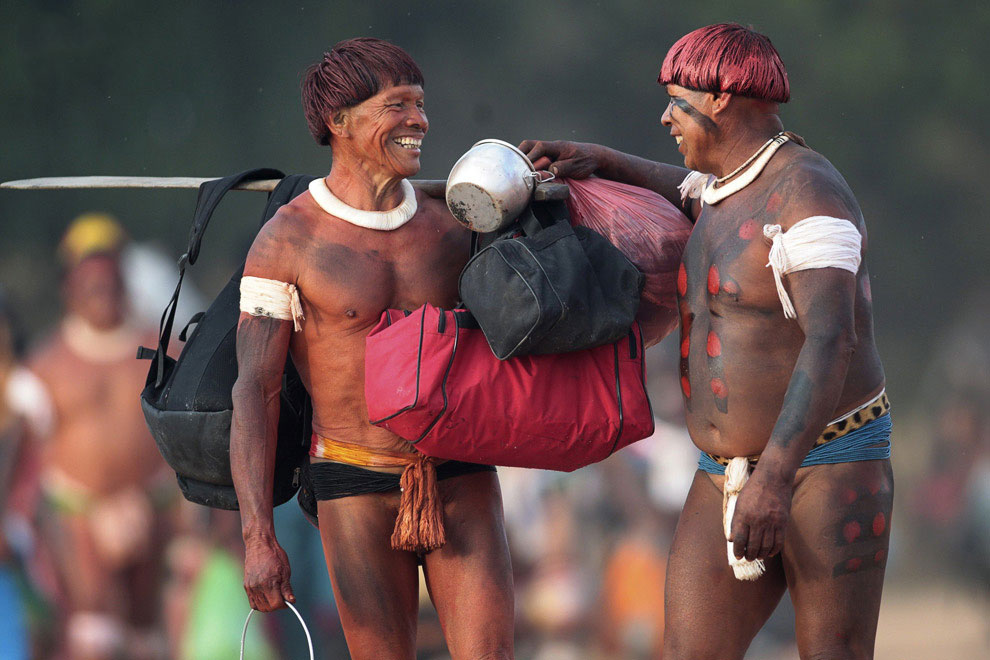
[698,413,892,475]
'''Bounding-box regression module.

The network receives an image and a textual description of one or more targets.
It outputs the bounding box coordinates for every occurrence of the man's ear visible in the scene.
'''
[710,92,733,116]
[327,109,350,139]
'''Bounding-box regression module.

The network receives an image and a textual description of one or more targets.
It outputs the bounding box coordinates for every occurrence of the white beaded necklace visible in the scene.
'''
[308,177,418,230]
[702,132,789,205]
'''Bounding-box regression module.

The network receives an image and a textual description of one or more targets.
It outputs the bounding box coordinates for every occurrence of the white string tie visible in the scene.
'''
[723,457,766,581]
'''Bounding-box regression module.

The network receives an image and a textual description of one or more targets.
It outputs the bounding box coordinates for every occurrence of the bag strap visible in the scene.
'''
[187,168,285,266]
[150,168,285,387]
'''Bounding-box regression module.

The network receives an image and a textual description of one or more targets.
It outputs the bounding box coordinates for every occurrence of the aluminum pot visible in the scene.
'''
[445,139,540,232]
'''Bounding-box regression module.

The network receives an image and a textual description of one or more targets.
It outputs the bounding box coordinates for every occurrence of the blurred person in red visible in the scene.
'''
[27,214,176,660]
[523,23,892,659]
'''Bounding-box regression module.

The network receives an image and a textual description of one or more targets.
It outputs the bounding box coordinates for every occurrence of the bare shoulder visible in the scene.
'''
[243,195,316,282]
[773,145,864,231]
[416,190,466,231]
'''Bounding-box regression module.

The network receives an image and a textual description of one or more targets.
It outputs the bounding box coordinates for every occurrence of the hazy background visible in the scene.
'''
[2,1,988,658]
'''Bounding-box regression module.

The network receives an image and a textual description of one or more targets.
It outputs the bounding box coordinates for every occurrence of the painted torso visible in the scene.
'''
[677,145,885,457]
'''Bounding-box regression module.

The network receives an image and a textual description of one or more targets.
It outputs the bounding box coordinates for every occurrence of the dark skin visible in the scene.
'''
[521,83,890,659]
[230,84,513,660]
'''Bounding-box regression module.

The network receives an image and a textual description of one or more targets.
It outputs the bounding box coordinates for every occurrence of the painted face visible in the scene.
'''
[341,84,428,179]
[661,84,718,172]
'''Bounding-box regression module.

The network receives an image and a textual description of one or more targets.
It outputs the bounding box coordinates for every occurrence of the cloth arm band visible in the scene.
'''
[239,276,305,331]
[763,216,862,319]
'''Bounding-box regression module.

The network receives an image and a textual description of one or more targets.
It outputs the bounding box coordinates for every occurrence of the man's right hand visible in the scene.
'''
[243,535,295,612]
[518,140,602,179]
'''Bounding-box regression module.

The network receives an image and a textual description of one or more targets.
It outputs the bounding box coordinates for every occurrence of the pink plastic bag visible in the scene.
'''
[563,177,692,347]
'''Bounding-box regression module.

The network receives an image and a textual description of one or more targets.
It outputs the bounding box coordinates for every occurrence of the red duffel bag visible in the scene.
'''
[365,304,654,471]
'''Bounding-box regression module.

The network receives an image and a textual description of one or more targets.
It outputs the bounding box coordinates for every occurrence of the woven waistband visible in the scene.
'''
[310,433,446,553]
[310,434,425,469]
[705,389,890,468]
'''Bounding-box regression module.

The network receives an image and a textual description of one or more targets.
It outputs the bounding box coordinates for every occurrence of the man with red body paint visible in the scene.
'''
[522,23,891,659]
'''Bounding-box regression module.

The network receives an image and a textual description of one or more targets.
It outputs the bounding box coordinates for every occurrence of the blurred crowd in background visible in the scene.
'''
[0,212,986,659]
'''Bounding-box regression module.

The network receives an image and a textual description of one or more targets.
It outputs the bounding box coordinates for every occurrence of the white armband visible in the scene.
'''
[678,170,710,205]
[763,216,862,319]
[239,276,305,331]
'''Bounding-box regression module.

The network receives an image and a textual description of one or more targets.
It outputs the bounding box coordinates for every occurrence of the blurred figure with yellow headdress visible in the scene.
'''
[25,213,177,660]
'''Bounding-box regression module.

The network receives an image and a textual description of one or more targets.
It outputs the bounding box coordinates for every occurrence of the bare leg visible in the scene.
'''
[662,471,788,660]
[783,459,893,660]
[422,471,514,659]
[317,493,420,660]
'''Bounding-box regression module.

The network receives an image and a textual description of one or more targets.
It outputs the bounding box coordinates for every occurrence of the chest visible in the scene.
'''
[297,217,470,323]
[48,358,145,420]
[680,205,781,313]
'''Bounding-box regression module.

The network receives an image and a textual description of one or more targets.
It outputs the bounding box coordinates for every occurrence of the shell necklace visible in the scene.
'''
[308,177,417,230]
[702,132,789,205]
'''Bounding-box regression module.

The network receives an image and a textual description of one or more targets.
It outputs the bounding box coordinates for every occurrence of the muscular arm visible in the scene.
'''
[230,218,299,611]
[519,140,699,220]
[230,312,297,610]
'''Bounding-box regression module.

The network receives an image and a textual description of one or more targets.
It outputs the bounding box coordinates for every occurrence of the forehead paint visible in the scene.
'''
[671,97,718,133]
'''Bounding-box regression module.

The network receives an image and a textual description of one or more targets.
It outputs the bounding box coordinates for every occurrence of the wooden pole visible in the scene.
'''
[1,176,569,200]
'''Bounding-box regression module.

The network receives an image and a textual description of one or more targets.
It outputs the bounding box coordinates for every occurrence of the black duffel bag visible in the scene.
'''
[138,169,316,510]
[458,199,644,359]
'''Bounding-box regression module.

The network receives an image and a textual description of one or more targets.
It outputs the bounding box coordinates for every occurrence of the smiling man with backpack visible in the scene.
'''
[230,38,514,660]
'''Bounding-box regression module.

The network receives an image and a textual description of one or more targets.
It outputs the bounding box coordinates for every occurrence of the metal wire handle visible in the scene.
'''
[240,601,314,660]
[527,170,556,184]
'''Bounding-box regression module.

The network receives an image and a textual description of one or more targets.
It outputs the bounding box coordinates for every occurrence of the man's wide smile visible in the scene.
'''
[393,136,423,150]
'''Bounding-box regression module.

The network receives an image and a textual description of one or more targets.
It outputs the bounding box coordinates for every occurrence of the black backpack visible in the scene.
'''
[459,200,644,359]
[139,169,317,510]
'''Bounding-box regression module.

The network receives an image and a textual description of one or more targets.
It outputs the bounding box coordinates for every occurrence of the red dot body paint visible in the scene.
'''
[843,521,861,544]
[841,488,858,506]
[845,557,862,572]
[766,193,783,213]
[677,263,687,296]
[707,265,720,295]
[710,378,727,398]
[739,219,758,240]
[707,331,721,357]
[722,279,739,296]
[681,376,692,398]
[872,512,886,536]
[680,335,690,358]
[874,549,886,564]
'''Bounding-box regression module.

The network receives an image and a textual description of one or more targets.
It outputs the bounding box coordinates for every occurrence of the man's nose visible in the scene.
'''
[660,103,673,127]
[407,108,428,133]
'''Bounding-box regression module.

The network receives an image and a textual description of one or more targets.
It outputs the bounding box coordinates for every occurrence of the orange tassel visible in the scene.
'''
[390,456,446,553]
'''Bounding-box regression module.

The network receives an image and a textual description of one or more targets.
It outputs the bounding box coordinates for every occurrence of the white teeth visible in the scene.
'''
[394,137,422,149]
[675,136,683,145]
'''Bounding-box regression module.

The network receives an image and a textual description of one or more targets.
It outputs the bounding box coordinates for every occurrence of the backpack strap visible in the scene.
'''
[151,168,285,387]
